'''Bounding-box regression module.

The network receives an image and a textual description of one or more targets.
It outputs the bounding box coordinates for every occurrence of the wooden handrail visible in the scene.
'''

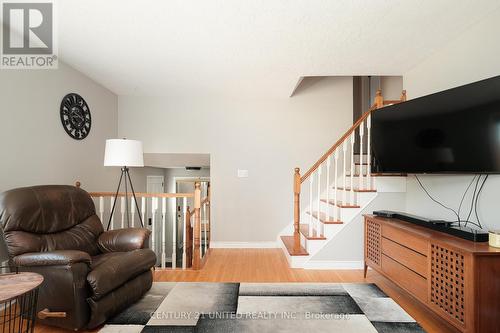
[87,192,194,198]
[300,89,406,183]
[76,182,195,198]
[301,105,377,183]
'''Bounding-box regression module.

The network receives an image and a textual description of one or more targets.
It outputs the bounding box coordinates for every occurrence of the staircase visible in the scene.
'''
[279,90,408,268]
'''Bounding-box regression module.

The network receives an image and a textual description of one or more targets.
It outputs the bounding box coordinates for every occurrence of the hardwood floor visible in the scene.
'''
[36,249,459,333]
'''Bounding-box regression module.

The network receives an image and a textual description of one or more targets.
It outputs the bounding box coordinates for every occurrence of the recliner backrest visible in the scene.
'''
[0,185,104,258]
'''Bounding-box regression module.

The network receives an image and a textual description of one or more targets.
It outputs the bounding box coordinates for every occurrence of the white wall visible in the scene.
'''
[118,76,353,243]
[128,166,167,193]
[0,62,118,192]
[403,8,500,230]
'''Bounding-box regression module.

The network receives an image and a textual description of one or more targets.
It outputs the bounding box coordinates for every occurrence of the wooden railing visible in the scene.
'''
[76,181,209,270]
[291,89,406,253]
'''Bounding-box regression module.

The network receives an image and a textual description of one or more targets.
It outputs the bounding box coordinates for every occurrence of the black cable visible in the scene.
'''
[450,220,482,229]
[414,175,460,222]
[457,175,476,227]
[474,174,488,229]
[465,175,481,228]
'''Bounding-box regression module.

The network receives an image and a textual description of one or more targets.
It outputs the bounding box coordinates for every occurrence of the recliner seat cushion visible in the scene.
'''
[14,250,91,267]
[87,248,156,300]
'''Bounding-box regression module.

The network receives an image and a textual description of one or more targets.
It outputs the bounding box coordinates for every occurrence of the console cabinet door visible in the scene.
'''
[428,242,468,331]
[365,218,382,270]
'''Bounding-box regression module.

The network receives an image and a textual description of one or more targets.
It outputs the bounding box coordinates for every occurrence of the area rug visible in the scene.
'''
[100,282,425,333]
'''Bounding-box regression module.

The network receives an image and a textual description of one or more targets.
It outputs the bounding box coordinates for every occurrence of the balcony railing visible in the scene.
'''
[76,181,210,270]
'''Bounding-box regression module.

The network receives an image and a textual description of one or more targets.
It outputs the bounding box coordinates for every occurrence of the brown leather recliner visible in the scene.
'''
[0,185,156,330]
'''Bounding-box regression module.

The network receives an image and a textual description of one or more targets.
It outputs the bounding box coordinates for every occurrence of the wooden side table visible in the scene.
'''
[0,272,43,333]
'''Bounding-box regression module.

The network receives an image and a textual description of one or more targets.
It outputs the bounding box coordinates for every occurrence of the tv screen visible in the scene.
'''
[371,75,500,174]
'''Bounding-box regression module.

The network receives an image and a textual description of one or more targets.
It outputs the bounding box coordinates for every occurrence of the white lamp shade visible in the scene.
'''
[104,139,144,167]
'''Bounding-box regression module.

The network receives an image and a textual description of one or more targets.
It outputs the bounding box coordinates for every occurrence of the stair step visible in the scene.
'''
[320,199,360,208]
[280,236,309,256]
[336,186,377,193]
[300,224,326,240]
[306,211,344,224]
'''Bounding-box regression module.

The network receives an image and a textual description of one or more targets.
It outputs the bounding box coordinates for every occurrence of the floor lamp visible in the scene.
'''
[104,139,144,230]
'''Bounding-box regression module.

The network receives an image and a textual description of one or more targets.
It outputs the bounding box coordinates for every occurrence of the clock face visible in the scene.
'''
[60,93,91,140]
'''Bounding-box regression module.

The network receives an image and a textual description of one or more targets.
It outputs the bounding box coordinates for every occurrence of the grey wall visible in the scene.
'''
[403,7,500,230]
[118,76,353,243]
[0,62,118,192]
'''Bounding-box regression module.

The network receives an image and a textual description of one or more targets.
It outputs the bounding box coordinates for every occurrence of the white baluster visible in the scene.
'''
[316,166,322,237]
[120,197,126,229]
[359,121,365,190]
[367,114,372,190]
[109,197,115,230]
[324,156,330,234]
[309,173,314,236]
[161,197,166,269]
[130,197,136,227]
[151,197,157,264]
[171,197,177,269]
[141,197,146,228]
[333,150,339,221]
[199,206,202,259]
[182,197,187,269]
[203,202,208,254]
[350,132,355,206]
[342,140,347,208]
[99,196,104,223]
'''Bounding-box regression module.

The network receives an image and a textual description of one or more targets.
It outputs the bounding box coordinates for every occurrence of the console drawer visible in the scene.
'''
[382,224,428,255]
[382,237,428,277]
[382,254,427,303]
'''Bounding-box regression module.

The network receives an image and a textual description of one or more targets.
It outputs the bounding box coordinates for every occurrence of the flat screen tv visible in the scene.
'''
[371,75,500,174]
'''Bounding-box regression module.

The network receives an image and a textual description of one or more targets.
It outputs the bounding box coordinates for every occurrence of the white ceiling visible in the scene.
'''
[57,0,500,98]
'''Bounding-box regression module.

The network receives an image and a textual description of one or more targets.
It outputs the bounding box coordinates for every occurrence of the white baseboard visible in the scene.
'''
[303,260,364,270]
[210,241,279,249]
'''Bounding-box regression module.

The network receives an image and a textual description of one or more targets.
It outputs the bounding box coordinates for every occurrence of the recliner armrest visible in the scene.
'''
[97,228,151,253]
[14,250,91,267]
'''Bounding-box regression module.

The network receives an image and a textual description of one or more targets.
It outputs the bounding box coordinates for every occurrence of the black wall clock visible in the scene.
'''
[60,93,91,140]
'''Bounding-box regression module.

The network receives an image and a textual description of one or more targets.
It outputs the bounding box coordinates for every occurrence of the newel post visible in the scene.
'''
[192,182,202,269]
[293,168,301,252]
[375,89,383,108]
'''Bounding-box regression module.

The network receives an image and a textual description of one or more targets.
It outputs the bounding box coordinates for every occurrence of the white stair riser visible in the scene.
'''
[355,164,368,174]
[340,176,374,189]
[330,189,376,206]
[280,239,309,268]
[316,202,361,223]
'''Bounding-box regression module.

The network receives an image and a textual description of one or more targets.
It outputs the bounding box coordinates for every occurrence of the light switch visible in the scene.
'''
[237,169,249,178]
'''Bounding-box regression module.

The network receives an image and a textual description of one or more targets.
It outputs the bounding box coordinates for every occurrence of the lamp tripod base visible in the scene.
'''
[107,167,144,230]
